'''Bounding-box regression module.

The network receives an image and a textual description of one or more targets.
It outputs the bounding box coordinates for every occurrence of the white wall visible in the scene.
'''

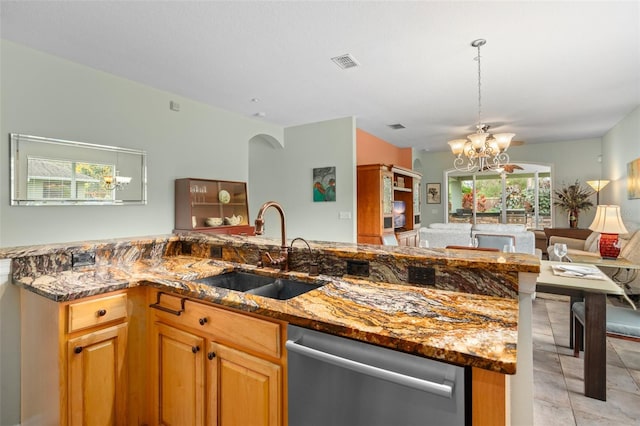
[0,40,285,425]
[602,105,640,229]
[249,117,357,243]
[416,138,604,228]
[0,40,283,247]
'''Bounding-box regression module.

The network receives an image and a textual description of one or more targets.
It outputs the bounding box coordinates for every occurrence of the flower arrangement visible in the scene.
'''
[553,180,594,228]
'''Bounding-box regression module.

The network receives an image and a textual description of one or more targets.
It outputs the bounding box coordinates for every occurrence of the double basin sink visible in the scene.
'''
[194,271,324,300]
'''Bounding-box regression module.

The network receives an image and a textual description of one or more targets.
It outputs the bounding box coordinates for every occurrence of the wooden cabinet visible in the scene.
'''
[357,164,422,245]
[210,342,282,426]
[175,178,255,236]
[149,290,284,426]
[20,289,134,426]
[153,322,207,425]
[67,323,128,426]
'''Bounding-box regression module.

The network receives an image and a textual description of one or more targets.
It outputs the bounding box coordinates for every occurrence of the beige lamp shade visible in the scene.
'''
[447,139,467,156]
[588,205,628,234]
[492,133,515,151]
[586,180,610,192]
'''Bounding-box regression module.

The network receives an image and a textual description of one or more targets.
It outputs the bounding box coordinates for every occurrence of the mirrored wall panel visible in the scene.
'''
[10,133,147,205]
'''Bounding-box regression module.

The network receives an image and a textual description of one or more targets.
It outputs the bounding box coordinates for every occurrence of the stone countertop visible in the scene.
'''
[13,254,519,375]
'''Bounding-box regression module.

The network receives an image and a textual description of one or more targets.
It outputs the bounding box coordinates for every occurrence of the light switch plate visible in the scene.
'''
[339,211,352,219]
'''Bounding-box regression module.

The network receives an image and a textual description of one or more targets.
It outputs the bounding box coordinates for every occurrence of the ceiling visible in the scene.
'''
[1,1,639,152]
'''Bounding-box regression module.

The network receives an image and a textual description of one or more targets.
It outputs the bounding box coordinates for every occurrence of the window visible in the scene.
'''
[446,163,551,229]
[26,157,114,201]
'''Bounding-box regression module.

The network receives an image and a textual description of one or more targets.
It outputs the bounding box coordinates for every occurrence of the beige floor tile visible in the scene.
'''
[534,332,559,353]
[533,349,563,374]
[533,398,576,426]
[567,382,640,425]
[573,409,638,426]
[533,369,571,406]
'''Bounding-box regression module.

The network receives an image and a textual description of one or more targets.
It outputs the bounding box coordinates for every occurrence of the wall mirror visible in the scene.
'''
[10,133,147,205]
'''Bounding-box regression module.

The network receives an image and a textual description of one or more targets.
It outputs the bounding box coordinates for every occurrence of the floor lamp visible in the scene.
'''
[586,180,610,205]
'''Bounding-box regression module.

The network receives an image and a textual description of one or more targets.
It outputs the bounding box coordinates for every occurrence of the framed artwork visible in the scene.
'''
[426,183,441,204]
[628,157,640,199]
[313,166,336,202]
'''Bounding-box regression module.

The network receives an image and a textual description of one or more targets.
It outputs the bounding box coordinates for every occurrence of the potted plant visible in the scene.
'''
[553,180,594,228]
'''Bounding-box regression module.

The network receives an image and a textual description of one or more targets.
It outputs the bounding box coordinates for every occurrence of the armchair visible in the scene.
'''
[547,232,601,260]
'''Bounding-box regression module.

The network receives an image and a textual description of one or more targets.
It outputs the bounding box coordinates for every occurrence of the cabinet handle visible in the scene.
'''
[97,309,107,317]
[208,352,216,360]
[198,317,208,326]
[192,346,200,354]
[149,292,186,316]
[74,346,83,354]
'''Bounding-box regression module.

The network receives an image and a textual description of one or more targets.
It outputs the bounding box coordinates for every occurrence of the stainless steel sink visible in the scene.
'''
[193,271,323,300]
[194,271,275,292]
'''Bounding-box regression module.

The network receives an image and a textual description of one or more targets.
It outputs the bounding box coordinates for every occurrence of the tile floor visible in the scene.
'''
[532,293,640,425]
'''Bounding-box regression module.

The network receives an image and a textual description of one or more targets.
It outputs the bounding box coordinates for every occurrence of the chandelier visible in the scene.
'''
[448,39,515,172]
[103,171,132,190]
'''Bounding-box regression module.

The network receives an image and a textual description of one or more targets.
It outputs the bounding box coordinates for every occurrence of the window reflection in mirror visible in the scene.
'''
[11,133,147,205]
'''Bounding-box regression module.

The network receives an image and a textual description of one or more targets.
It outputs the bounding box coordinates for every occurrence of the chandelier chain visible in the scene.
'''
[476,44,482,129]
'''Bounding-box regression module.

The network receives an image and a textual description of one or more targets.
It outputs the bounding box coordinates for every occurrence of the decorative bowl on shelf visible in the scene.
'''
[205,217,223,227]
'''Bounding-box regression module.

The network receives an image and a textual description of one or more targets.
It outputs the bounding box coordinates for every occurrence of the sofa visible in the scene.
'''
[419,223,537,255]
[419,223,472,248]
[548,225,640,295]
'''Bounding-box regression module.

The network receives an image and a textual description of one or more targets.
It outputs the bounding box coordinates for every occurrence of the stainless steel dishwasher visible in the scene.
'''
[286,325,469,426]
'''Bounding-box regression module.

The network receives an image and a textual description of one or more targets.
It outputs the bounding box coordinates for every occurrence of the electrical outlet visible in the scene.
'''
[346,260,369,277]
[210,246,223,259]
[408,266,435,285]
[71,251,96,267]
[181,242,192,255]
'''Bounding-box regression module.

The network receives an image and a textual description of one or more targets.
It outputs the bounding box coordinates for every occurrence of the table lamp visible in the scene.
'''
[588,205,628,259]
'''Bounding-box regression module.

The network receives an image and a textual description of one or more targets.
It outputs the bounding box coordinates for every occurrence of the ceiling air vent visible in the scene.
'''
[388,123,406,130]
[331,54,360,69]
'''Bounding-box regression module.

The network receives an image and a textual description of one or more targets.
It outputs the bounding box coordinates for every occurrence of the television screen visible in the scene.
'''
[393,201,406,228]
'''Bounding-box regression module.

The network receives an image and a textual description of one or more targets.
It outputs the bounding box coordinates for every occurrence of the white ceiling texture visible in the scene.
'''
[1,1,639,152]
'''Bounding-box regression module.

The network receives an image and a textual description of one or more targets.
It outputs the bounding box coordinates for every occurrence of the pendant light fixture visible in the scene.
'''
[448,39,515,172]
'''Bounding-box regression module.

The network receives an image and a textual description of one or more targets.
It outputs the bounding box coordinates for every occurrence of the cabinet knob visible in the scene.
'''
[74,346,83,354]
[97,309,107,317]
[198,317,208,326]
[192,345,200,354]
[208,352,216,360]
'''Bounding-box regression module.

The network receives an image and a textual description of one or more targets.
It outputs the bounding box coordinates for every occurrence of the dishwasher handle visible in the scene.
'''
[285,339,454,399]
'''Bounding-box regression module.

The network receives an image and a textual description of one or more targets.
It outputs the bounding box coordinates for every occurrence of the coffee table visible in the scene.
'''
[537,260,624,401]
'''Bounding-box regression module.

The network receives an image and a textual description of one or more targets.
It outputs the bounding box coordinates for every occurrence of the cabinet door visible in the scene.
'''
[208,342,282,426]
[152,322,206,426]
[67,322,128,426]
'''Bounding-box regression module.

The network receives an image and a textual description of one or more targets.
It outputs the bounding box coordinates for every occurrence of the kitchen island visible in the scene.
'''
[4,233,538,425]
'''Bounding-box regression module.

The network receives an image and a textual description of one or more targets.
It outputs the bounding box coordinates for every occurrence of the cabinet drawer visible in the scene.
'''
[68,293,128,333]
[151,292,281,359]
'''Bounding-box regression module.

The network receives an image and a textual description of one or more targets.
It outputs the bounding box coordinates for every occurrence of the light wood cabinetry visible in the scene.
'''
[209,342,282,426]
[175,178,255,236]
[153,322,207,425]
[67,323,128,426]
[20,289,136,426]
[357,164,422,245]
[149,290,284,426]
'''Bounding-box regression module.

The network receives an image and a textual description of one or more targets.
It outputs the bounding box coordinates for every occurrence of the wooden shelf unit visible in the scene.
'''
[357,164,422,246]
[174,178,255,236]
